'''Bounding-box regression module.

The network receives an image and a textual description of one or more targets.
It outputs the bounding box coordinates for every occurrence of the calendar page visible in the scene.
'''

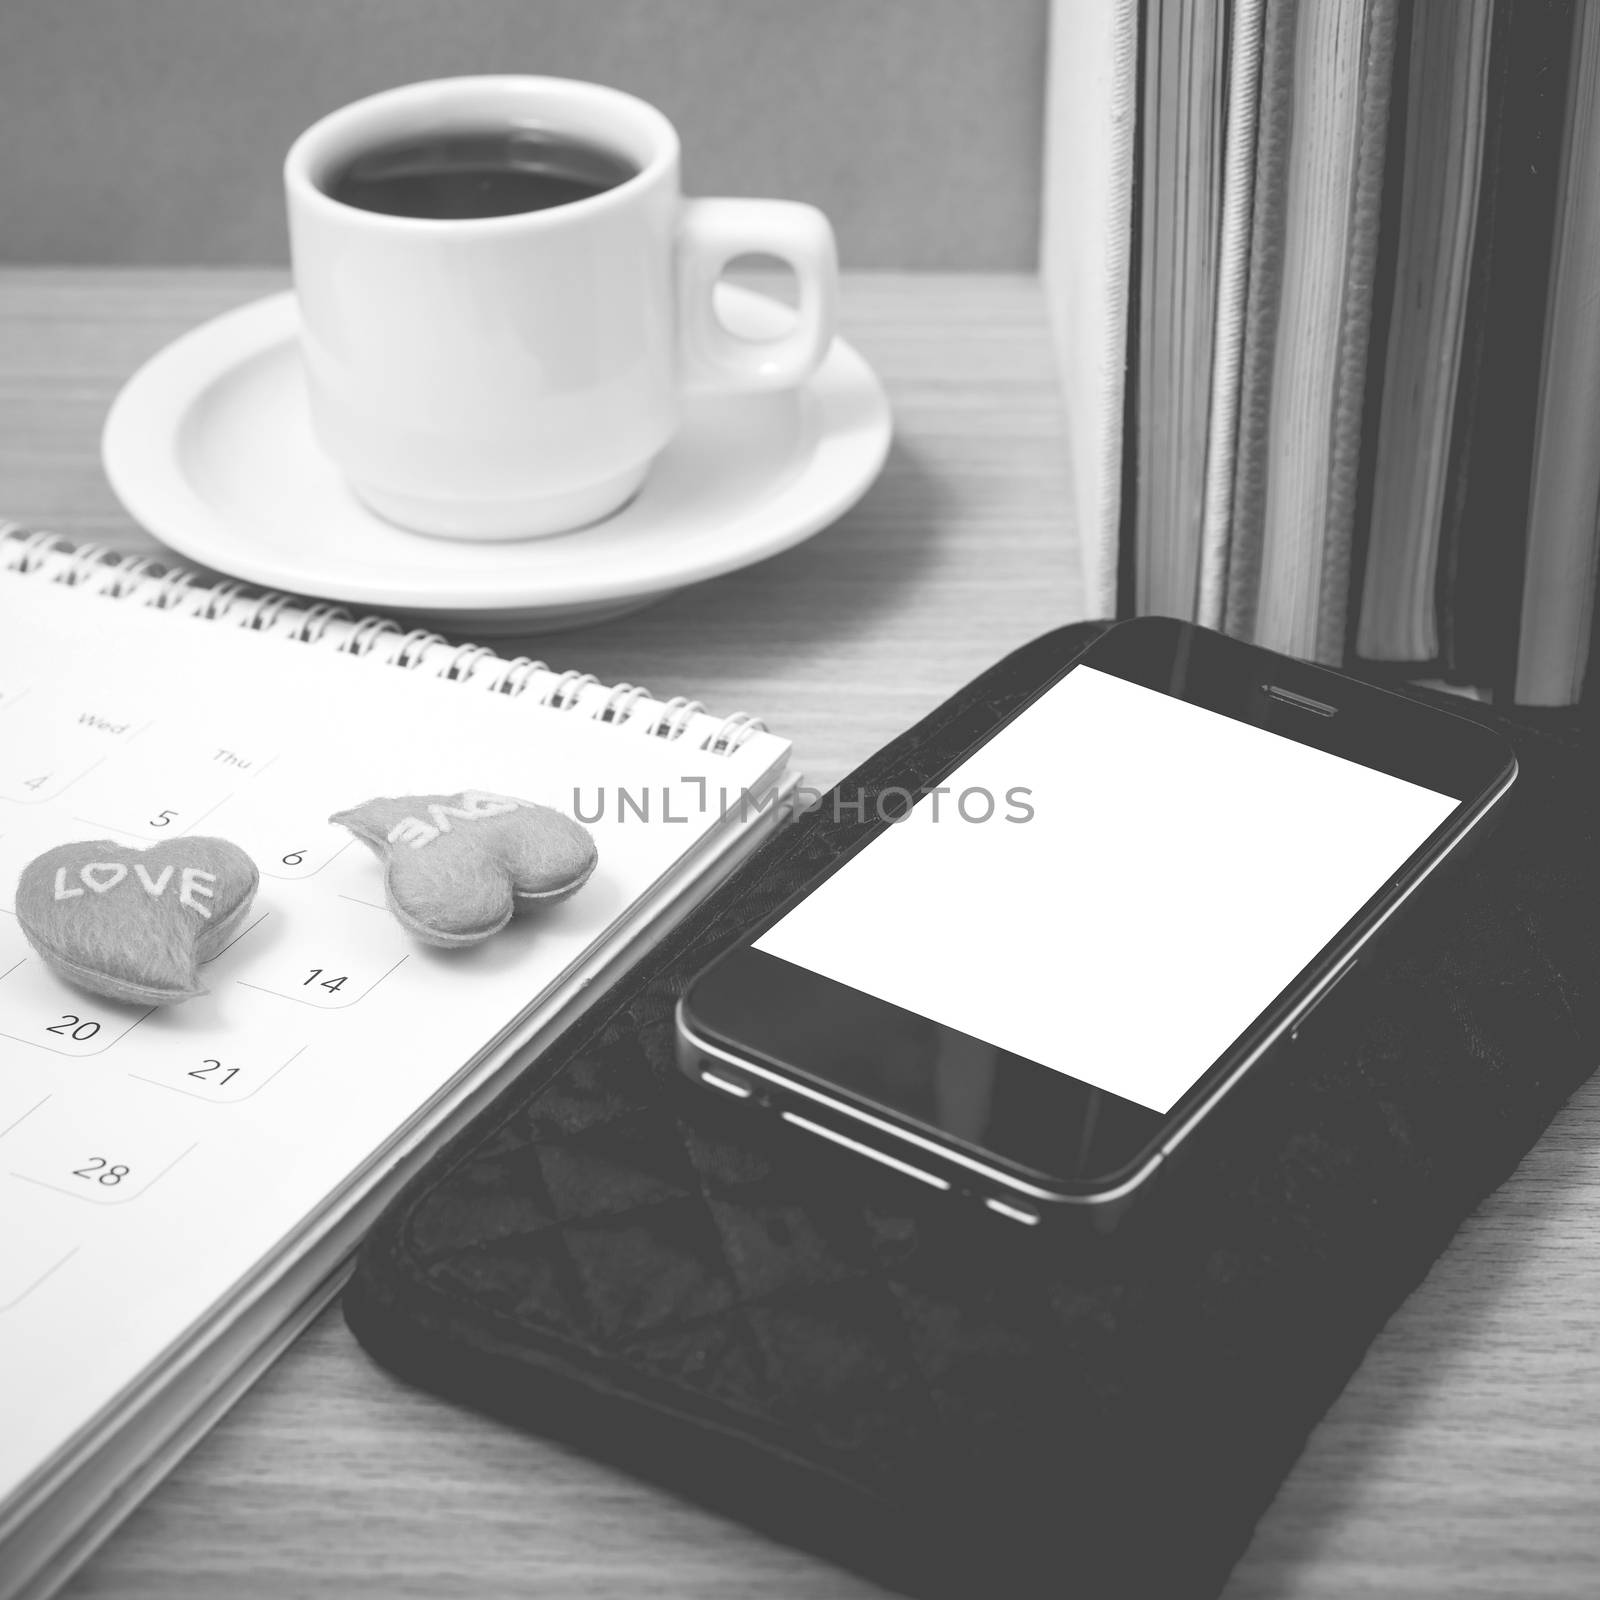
[0,572,788,1524]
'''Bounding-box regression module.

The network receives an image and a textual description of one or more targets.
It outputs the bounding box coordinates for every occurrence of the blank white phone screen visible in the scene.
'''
[754,666,1459,1113]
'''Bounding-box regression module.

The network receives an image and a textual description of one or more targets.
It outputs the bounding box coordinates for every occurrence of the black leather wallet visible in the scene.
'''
[345,623,1597,1599]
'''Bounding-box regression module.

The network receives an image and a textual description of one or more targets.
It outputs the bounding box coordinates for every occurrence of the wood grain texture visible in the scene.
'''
[0,268,1595,1599]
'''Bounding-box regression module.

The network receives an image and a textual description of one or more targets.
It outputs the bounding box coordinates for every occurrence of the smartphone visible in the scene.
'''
[675,619,1517,1228]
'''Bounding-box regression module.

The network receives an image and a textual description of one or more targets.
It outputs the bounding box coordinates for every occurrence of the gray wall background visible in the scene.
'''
[0,0,1048,269]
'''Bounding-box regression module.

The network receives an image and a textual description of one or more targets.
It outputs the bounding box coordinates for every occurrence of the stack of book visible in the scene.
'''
[1108,0,1599,706]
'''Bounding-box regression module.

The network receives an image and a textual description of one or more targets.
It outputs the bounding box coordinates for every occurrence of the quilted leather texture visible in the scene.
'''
[347,626,1597,1600]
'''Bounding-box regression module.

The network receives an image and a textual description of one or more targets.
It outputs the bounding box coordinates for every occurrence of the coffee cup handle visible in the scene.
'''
[677,198,838,391]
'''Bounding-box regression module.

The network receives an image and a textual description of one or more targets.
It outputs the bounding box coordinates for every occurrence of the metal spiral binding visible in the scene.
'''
[702,711,765,754]
[490,656,548,696]
[0,523,64,573]
[0,523,769,759]
[597,681,651,724]
[292,602,352,644]
[341,615,402,656]
[439,642,494,683]
[59,543,111,584]
[383,629,448,670]
[99,554,164,600]
[651,696,705,742]
[240,591,295,632]
[154,564,199,610]
[198,580,248,622]
[543,670,598,710]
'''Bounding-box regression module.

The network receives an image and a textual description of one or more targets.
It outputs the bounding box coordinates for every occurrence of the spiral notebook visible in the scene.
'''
[0,525,795,1600]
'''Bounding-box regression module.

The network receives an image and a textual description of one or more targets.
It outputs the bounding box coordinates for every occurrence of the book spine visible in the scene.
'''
[1223,0,1299,641]
[1513,0,1600,705]
[1436,0,1574,698]
[1131,0,1228,622]
[0,523,765,755]
[1196,0,1266,629]
[1238,0,1399,663]
[1315,0,1400,667]
[1352,0,1493,665]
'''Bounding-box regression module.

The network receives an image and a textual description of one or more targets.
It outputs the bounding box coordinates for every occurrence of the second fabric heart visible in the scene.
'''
[330,790,598,948]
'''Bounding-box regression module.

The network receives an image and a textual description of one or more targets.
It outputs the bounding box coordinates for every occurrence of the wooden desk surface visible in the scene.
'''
[2,268,1596,1599]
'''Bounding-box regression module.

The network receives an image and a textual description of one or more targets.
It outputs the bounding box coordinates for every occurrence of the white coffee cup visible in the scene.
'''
[284,76,838,540]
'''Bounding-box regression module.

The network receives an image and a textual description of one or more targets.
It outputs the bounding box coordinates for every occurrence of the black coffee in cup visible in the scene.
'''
[323,126,638,220]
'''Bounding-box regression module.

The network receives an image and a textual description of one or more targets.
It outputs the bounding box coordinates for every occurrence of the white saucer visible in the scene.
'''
[101,287,892,634]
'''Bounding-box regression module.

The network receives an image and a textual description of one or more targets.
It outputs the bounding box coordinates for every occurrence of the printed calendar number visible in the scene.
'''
[46,1015,101,1042]
[233,898,408,1009]
[0,757,101,805]
[71,763,231,841]
[229,818,349,880]
[69,727,277,841]
[0,704,142,803]
[70,1157,131,1187]
[261,827,350,879]
[239,951,404,1009]
[4,1094,194,1205]
[0,961,152,1055]
[127,1039,304,1104]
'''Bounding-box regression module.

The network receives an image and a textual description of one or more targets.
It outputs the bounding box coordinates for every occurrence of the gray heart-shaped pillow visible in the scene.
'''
[16,837,260,1005]
[330,790,597,947]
